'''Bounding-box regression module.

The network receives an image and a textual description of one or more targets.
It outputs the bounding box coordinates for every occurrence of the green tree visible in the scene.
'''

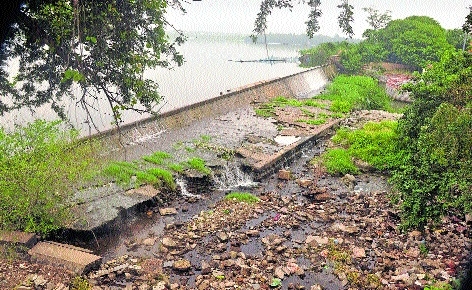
[362,7,391,30]
[393,50,472,229]
[446,28,471,50]
[0,0,185,128]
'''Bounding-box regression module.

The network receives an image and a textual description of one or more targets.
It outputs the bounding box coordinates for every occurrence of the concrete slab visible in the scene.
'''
[70,183,159,231]
[28,241,102,275]
[0,231,37,249]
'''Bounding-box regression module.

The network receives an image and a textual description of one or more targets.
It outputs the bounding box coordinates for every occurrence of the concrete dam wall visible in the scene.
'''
[99,64,336,147]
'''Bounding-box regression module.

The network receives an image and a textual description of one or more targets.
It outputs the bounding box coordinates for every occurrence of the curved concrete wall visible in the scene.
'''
[98,64,335,146]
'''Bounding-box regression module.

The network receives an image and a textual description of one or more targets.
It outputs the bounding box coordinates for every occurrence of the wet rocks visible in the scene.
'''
[173,259,191,272]
[159,207,177,216]
[278,169,292,180]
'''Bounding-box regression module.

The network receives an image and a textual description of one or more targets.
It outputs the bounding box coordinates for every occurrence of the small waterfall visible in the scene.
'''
[176,178,201,198]
[213,163,258,191]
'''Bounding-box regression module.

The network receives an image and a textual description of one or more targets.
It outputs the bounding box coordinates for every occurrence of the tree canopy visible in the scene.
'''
[0,0,185,130]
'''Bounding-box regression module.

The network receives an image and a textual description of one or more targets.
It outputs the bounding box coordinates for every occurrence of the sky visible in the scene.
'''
[166,0,471,37]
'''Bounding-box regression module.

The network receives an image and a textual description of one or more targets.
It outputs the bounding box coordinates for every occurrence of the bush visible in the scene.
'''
[0,120,97,235]
[392,50,472,229]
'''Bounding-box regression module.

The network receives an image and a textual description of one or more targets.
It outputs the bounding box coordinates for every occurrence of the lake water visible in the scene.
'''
[1,34,307,134]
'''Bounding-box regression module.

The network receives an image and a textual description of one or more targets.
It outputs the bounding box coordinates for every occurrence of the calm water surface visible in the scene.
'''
[1,35,307,134]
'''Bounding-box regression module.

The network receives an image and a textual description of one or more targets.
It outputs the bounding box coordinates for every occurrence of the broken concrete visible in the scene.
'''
[28,241,101,275]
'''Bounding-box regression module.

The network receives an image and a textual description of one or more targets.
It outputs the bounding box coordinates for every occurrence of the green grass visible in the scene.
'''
[142,151,172,165]
[186,157,211,175]
[102,161,140,184]
[147,168,176,190]
[225,192,260,204]
[168,163,185,173]
[296,118,327,125]
[332,120,405,171]
[316,75,392,113]
[322,148,359,175]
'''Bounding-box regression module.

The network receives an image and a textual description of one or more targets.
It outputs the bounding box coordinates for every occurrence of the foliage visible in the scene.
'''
[362,7,391,30]
[70,276,92,290]
[225,192,260,204]
[252,0,355,39]
[337,0,354,38]
[446,29,471,50]
[299,41,350,67]
[392,50,472,229]
[368,16,453,70]
[0,120,97,235]
[316,75,392,113]
[463,5,472,35]
[0,0,185,127]
[322,148,359,175]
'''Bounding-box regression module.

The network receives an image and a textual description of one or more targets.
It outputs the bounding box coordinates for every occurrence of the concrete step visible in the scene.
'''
[28,241,102,275]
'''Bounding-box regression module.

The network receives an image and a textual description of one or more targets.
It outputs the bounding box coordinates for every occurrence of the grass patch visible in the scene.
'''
[332,120,405,171]
[168,163,185,173]
[225,192,260,203]
[102,161,140,185]
[322,148,359,175]
[143,151,172,165]
[186,157,211,175]
[296,118,327,126]
[147,168,176,190]
[316,75,392,113]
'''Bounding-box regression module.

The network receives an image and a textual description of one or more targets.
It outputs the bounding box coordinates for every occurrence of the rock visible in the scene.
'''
[142,237,156,246]
[296,179,312,188]
[391,273,410,283]
[216,232,229,242]
[311,285,322,290]
[278,169,291,180]
[306,235,329,246]
[312,192,331,202]
[275,266,285,279]
[246,230,260,237]
[331,223,359,234]
[162,237,177,248]
[159,208,177,216]
[466,214,472,224]
[405,248,420,258]
[352,247,366,259]
[342,174,356,185]
[173,259,191,271]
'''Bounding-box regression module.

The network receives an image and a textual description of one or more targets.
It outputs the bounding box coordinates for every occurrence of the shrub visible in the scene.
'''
[0,120,97,235]
[392,50,472,229]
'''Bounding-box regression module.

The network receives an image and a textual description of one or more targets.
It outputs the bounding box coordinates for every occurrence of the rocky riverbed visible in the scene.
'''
[2,110,471,290]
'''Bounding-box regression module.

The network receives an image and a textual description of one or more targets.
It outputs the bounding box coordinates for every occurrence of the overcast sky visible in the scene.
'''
[166,0,471,37]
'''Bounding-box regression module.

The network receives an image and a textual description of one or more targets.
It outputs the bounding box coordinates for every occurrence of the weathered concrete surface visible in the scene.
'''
[0,231,37,249]
[28,241,102,274]
[70,183,160,232]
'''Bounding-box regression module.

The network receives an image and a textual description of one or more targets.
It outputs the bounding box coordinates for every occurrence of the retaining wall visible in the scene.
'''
[98,64,336,146]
